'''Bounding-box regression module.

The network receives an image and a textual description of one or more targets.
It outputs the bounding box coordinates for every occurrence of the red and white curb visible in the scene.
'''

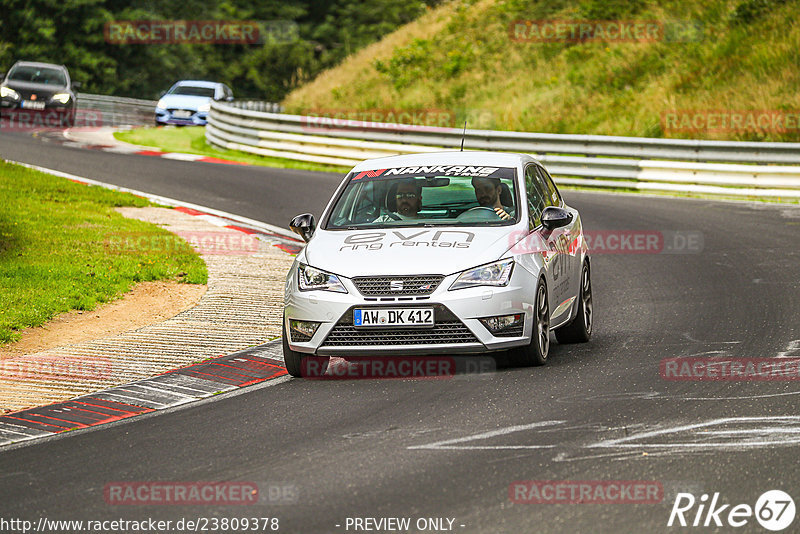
[0,161,303,448]
[38,127,251,166]
[0,342,286,448]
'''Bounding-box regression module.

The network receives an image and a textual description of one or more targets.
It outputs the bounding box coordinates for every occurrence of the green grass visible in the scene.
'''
[0,161,207,345]
[114,126,351,174]
[283,0,800,142]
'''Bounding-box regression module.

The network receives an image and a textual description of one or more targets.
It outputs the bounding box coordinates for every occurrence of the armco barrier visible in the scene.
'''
[204,101,800,198]
[76,93,157,127]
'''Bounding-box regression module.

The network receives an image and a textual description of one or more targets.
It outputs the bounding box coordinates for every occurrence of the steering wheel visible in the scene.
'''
[456,206,500,222]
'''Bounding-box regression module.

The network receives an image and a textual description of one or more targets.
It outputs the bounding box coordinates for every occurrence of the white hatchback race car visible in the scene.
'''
[283,151,592,377]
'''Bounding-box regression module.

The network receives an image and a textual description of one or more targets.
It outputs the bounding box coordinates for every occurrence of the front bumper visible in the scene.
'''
[1,97,73,112]
[284,265,538,356]
[155,107,208,125]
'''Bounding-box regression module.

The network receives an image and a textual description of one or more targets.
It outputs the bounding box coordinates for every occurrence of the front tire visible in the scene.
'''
[282,318,328,377]
[509,279,550,366]
[555,261,592,344]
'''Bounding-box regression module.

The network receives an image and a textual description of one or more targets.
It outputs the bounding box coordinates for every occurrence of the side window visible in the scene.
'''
[525,165,547,229]
[536,165,561,207]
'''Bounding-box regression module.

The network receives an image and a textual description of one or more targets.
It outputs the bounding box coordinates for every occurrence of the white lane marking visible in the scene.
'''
[3,160,300,240]
[676,390,800,401]
[681,332,741,344]
[407,421,565,450]
[588,416,800,450]
[777,339,800,358]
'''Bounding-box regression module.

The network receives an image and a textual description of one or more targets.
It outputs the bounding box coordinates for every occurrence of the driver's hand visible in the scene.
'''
[494,207,511,220]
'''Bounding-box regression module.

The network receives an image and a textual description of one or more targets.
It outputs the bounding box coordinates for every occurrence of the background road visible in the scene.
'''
[1,131,799,533]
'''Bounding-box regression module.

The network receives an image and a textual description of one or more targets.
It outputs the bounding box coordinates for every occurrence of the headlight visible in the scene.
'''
[0,86,19,99]
[298,264,347,293]
[450,259,514,290]
[51,93,71,104]
[156,99,166,109]
[197,102,210,113]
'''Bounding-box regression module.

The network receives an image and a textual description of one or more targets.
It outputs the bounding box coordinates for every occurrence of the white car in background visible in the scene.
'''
[282,151,592,377]
[154,80,233,126]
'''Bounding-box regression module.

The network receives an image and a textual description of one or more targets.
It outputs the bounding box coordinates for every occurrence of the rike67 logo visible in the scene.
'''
[668,490,795,531]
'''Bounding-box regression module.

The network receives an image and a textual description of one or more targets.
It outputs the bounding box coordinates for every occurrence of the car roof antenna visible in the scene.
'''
[460,121,467,151]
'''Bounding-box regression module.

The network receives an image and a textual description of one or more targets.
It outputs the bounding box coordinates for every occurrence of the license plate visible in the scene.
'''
[354,308,434,327]
[172,110,192,118]
[22,100,45,110]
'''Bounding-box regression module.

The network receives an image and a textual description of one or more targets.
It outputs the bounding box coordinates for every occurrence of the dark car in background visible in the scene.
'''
[155,80,233,126]
[0,61,79,127]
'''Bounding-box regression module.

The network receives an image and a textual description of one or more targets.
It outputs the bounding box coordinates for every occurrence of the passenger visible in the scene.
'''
[471,177,512,220]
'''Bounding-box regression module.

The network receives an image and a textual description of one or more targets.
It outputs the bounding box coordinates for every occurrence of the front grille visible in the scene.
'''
[323,322,478,346]
[352,275,444,296]
[322,305,479,346]
[493,323,524,337]
[290,330,312,343]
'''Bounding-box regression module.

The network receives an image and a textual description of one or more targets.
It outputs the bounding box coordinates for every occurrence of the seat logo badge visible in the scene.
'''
[390,280,404,291]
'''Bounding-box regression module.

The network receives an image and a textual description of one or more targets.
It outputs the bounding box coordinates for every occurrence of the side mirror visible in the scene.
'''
[226,95,234,102]
[289,213,316,242]
[541,206,573,230]
[71,81,82,90]
[159,91,166,98]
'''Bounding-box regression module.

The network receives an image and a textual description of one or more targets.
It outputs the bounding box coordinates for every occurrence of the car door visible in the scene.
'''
[535,164,583,325]
[523,164,558,315]
[524,164,576,325]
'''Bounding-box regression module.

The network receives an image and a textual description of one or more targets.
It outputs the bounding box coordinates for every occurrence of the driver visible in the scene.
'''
[471,177,512,220]
[374,179,422,222]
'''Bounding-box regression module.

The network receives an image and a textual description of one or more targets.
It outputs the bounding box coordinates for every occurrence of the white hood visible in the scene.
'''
[303,225,524,277]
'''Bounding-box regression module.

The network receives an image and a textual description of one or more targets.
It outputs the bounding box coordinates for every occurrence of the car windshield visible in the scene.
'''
[169,85,216,97]
[324,166,518,229]
[8,66,66,86]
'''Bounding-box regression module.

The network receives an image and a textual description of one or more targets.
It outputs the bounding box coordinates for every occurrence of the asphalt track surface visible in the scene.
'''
[2,130,800,533]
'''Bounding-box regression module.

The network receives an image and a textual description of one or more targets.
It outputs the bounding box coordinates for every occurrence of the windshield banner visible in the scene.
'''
[351,166,516,181]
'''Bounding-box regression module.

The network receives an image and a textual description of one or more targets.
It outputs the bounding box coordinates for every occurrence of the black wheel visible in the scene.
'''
[555,261,592,344]
[282,318,328,377]
[509,279,550,366]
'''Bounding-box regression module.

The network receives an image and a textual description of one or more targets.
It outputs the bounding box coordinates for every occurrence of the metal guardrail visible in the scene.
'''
[206,101,800,198]
[229,100,283,113]
[77,93,157,127]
